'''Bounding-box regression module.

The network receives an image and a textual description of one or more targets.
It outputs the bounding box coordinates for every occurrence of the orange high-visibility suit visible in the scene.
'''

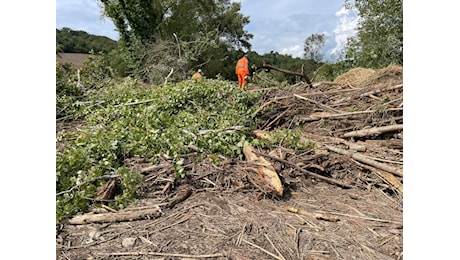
[235,55,249,90]
[191,72,202,81]
[191,69,203,81]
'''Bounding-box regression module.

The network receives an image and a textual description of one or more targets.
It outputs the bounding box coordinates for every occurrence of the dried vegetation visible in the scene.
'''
[57,65,403,260]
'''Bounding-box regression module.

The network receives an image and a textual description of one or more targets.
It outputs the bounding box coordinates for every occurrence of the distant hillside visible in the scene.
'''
[56,27,117,54]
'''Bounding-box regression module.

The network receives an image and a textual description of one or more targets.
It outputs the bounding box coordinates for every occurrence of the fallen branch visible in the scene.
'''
[263,63,312,87]
[342,124,403,138]
[300,108,403,122]
[352,159,403,194]
[326,145,403,177]
[165,187,192,208]
[68,206,162,225]
[360,83,403,97]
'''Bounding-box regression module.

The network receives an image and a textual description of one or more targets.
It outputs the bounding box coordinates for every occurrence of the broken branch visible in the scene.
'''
[326,145,403,177]
[68,206,162,225]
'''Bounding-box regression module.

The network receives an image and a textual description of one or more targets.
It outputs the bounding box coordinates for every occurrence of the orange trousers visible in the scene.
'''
[237,70,248,90]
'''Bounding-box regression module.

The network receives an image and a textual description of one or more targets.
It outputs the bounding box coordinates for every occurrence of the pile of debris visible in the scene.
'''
[57,65,403,260]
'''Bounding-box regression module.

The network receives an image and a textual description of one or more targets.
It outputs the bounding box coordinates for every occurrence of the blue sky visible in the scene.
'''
[56,0,358,61]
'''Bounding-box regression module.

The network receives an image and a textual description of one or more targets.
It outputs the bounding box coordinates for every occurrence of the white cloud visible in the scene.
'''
[329,7,359,59]
[280,45,303,57]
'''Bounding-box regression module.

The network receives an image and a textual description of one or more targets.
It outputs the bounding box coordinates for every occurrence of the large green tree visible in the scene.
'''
[344,0,403,68]
[98,0,252,83]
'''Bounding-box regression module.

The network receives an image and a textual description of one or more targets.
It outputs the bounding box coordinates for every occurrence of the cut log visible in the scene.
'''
[342,124,403,138]
[243,145,284,196]
[68,206,162,225]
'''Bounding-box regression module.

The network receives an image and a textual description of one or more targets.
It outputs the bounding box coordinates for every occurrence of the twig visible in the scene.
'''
[114,98,156,107]
[316,210,402,225]
[263,105,292,129]
[164,68,174,87]
[252,98,288,117]
[56,174,120,196]
[294,94,343,113]
[242,239,283,260]
[287,207,340,222]
[98,252,225,258]
[264,234,286,260]
[151,215,191,233]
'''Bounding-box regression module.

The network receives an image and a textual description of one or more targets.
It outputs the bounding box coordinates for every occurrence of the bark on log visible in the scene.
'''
[326,145,403,177]
[68,206,162,225]
[342,124,403,138]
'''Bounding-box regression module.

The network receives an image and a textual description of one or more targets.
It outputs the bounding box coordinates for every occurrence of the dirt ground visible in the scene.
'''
[56,66,403,260]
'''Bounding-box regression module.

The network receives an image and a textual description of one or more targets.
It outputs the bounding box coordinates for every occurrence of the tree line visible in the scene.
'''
[56,0,402,84]
[56,27,118,54]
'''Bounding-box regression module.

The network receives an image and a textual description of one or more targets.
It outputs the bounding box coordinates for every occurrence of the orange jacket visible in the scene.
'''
[191,72,202,80]
[235,56,249,75]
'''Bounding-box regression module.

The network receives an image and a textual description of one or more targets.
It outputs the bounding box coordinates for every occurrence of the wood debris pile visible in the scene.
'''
[57,65,403,260]
[249,64,403,201]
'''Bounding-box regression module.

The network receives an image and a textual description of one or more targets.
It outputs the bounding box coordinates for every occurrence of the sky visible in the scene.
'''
[56,0,358,61]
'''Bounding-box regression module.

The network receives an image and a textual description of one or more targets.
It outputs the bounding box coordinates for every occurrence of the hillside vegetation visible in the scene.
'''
[56,27,117,54]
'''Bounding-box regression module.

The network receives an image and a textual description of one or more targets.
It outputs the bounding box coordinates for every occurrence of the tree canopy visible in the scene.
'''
[96,0,253,83]
[344,0,403,68]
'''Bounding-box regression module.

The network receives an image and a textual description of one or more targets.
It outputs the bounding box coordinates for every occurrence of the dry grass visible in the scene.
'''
[56,53,93,69]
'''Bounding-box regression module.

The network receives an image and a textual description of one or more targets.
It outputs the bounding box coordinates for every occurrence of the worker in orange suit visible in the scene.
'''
[191,69,203,81]
[235,53,250,90]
